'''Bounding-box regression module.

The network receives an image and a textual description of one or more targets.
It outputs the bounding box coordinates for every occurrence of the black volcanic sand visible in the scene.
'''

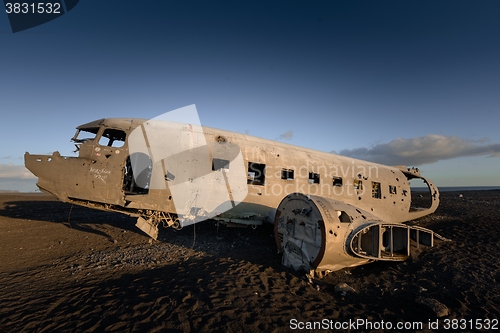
[0,191,499,332]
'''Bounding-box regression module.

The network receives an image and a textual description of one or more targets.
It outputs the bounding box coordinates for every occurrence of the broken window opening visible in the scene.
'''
[409,178,433,210]
[354,179,363,190]
[98,128,126,148]
[389,185,397,195]
[281,169,294,180]
[372,181,381,199]
[338,211,351,223]
[123,153,152,195]
[247,162,266,185]
[72,127,99,143]
[332,176,343,187]
[212,158,230,171]
[308,172,320,184]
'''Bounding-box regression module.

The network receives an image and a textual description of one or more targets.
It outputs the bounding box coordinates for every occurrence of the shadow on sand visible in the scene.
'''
[0,195,141,240]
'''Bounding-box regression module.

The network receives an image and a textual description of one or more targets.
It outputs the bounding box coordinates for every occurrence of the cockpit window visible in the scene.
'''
[98,129,126,148]
[72,127,99,143]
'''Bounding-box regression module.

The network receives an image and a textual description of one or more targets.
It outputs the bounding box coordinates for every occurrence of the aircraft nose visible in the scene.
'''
[24,152,61,195]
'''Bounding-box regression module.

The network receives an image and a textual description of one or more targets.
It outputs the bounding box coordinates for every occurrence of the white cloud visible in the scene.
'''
[337,135,500,166]
[0,164,37,179]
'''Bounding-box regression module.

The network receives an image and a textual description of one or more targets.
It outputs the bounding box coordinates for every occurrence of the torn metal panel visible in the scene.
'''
[136,216,159,240]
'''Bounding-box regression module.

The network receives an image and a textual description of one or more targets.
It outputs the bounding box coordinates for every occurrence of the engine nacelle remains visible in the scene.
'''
[274,193,437,273]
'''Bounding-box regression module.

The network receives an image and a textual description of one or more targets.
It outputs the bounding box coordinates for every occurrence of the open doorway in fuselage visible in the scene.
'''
[123,152,152,195]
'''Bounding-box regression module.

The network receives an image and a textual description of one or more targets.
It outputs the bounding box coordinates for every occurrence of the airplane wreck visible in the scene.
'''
[25,115,442,274]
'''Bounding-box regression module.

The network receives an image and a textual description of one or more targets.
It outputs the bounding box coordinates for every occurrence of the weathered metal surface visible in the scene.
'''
[25,117,441,271]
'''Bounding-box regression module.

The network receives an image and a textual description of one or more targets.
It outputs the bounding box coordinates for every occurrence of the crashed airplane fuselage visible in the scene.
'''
[25,118,440,272]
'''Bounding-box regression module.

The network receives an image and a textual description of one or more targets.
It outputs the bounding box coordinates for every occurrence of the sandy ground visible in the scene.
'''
[0,191,499,332]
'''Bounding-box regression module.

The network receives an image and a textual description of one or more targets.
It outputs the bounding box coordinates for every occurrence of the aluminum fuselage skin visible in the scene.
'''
[25,118,439,230]
[25,118,439,271]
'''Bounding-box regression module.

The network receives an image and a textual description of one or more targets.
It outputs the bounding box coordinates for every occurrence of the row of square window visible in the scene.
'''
[214,159,401,198]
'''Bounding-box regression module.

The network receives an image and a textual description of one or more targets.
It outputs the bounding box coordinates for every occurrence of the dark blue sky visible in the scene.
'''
[1,1,499,190]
